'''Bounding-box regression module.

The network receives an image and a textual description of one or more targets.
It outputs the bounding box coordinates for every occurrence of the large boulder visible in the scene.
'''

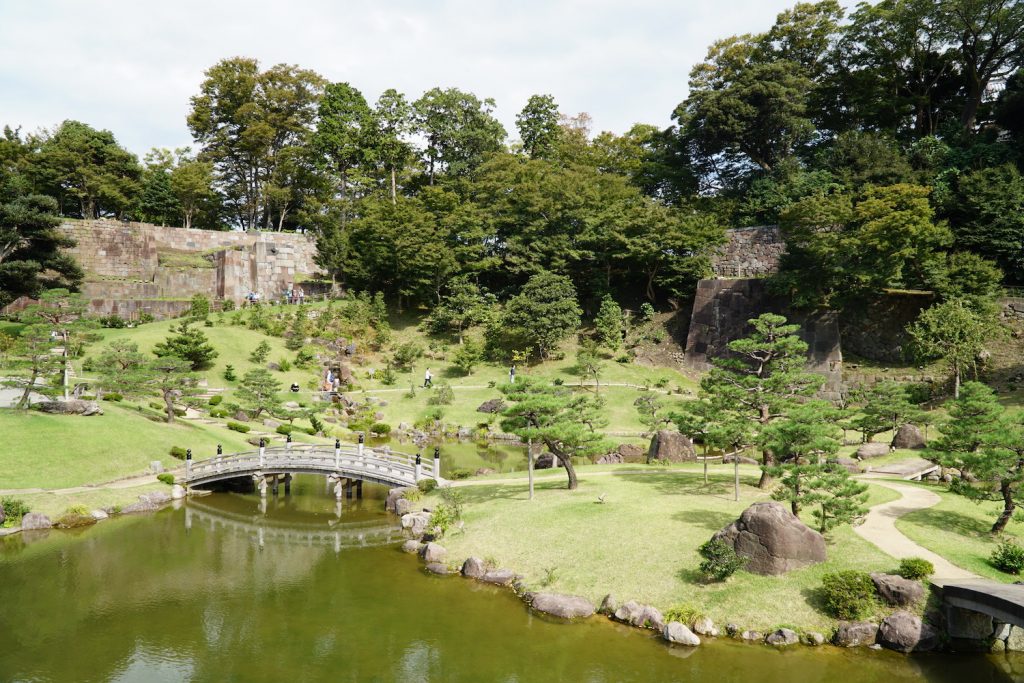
[613,601,665,631]
[535,454,555,469]
[37,400,102,416]
[711,502,826,575]
[401,511,431,537]
[480,569,517,586]
[401,540,424,554]
[856,442,890,459]
[664,622,701,646]
[20,513,52,530]
[529,593,595,619]
[946,606,994,640]
[647,430,696,463]
[616,443,646,463]
[871,573,925,607]
[834,621,879,647]
[879,611,940,653]
[693,617,719,637]
[595,452,624,465]
[421,542,447,564]
[55,513,96,529]
[476,399,505,414]
[386,487,416,513]
[892,423,926,449]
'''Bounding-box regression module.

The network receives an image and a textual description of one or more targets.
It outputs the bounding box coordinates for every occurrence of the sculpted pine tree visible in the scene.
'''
[927,381,1024,533]
[696,313,824,488]
[499,376,612,490]
[153,321,218,371]
[147,357,199,423]
[236,369,283,419]
[3,324,61,408]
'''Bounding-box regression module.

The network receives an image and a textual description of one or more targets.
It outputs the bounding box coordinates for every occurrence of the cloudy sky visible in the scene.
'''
[2,0,817,156]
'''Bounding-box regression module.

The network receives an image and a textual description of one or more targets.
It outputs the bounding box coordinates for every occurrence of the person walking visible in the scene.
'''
[423,367,433,388]
[509,364,516,384]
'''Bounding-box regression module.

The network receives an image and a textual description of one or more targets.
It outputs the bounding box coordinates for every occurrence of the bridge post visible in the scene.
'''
[186,448,192,480]
[284,473,292,495]
[334,439,341,470]
[433,447,440,479]
[271,474,279,496]
[358,433,365,458]
[355,480,362,499]
[415,452,422,482]
[286,434,292,451]
[259,439,266,468]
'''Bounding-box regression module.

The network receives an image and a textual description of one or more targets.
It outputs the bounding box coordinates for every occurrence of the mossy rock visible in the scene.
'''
[55,513,97,529]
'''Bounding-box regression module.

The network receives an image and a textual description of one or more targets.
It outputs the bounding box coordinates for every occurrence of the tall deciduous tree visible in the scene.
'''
[413,87,506,183]
[313,82,375,209]
[500,271,581,360]
[188,58,325,231]
[373,89,414,203]
[516,94,560,159]
[908,298,994,397]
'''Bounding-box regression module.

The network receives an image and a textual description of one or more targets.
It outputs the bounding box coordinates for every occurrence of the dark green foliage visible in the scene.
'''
[991,540,1024,574]
[500,271,581,360]
[227,421,250,433]
[309,414,325,434]
[189,294,210,320]
[447,468,473,480]
[209,407,229,418]
[208,395,223,406]
[697,539,745,581]
[156,473,175,485]
[417,478,438,493]
[428,383,454,405]
[820,571,876,620]
[103,392,123,402]
[594,295,624,351]
[1,497,31,523]
[98,315,127,328]
[276,424,294,436]
[249,341,271,365]
[153,321,218,370]
[222,364,237,381]
[370,422,391,435]
[392,342,424,370]
[897,557,934,581]
[169,446,187,460]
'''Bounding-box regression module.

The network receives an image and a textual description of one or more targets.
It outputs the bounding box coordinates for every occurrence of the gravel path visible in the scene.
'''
[854,476,978,582]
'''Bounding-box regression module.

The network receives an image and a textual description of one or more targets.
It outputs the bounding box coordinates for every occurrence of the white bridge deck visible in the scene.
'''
[184,443,443,489]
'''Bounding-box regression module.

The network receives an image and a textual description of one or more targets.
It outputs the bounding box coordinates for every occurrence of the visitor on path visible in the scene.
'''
[509,364,516,384]
[297,286,305,305]
[290,382,300,393]
[423,368,433,388]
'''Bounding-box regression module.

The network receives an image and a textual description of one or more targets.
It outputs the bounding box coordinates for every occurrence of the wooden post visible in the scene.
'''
[527,438,535,501]
[355,480,363,499]
[734,451,740,502]
[284,473,292,495]
[334,438,341,470]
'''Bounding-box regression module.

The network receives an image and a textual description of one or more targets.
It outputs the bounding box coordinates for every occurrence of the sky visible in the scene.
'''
[1,0,815,157]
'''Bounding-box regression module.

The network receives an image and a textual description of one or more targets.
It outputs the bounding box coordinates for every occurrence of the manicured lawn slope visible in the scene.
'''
[896,484,1024,582]
[437,467,902,631]
[2,403,254,489]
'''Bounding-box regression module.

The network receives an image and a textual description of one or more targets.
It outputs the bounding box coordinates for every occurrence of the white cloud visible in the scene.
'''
[0,0,814,156]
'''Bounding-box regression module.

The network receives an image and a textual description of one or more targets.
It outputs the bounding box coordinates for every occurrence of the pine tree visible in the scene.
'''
[594,295,624,351]
[153,321,218,370]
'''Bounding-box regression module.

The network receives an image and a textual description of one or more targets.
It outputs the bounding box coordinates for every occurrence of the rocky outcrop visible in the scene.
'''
[613,601,665,631]
[834,621,879,647]
[946,606,994,640]
[529,593,595,619]
[616,444,646,463]
[741,630,763,642]
[664,622,700,646]
[598,594,618,615]
[55,513,96,529]
[892,424,926,449]
[37,400,102,416]
[871,573,924,607]
[879,611,939,653]
[461,557,487,579]
[856,442,890,459]
[480,569,517,586]
[401,511,431,537]
[170,484,186,500]
[595,452,624,465]
[401,540,424,554]
[20,513,52,530]
[647,430,696,463]
[425,563,450,575]
[803,632,826,646]
[394,498,415,515]
[476,399,505,414]
[386,486,417,512]
[765,628,799,646]
[712,502,826,575]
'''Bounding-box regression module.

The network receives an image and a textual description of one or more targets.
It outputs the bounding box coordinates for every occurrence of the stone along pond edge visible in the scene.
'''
[390,489,1024,657]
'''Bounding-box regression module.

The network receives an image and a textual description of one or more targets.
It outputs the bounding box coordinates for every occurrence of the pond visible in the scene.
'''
[0,476,1018,682]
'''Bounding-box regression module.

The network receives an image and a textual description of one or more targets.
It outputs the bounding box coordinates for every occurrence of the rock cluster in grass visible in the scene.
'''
[891,423,926,449]
[646,430,696,463]
[37,400,103,416]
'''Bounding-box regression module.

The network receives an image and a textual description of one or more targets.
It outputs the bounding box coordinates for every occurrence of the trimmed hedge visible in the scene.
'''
[227,421,251,434]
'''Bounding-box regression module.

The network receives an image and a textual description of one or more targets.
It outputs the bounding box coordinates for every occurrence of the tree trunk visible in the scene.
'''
[390,167,397,205]
[163,391,176,423]
[992,481,1016,534]
[758,450,775,489]
[954,366,961,399]
[62,331,69,401]
[527,438,534,500]
[16,368,39,409]
[562,455,578,490]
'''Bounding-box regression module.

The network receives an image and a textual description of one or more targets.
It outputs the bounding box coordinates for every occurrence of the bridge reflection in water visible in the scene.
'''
[184,497,405,554]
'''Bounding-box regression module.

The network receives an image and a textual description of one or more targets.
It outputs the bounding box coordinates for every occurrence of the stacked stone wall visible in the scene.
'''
[711,226,785,278]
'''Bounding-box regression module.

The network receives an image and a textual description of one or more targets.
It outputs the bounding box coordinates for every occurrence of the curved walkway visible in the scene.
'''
[855,476,978,582]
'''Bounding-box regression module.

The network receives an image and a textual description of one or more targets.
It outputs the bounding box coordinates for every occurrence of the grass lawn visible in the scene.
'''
[434,465,903,632]
[12,484,167,520]
[895,483,1024,582]
[2,403,255,489]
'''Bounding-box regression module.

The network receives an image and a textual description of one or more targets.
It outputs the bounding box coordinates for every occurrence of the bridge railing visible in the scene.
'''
[184,443,439,485]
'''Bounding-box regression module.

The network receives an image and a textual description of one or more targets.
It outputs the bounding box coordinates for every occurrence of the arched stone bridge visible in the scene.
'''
[184,442,443,492]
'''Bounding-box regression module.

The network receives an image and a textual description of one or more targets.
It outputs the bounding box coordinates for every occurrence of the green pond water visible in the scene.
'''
[1,476,1019,683]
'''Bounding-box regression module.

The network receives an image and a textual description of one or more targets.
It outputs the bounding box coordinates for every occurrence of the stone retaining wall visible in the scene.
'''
[711,226,785,278]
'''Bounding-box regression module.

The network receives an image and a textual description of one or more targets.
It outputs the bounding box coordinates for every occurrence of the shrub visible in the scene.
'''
[664,604,705,627]
[157,473,175,485]
[65,504,90,516]
[448,468,473,480]
[991,540,1024,574]
[149,401,164,411]
[99,315,127,328]
[169,446,188,460]
[403,488,424,503]
[222,299,235,312]
[392,341,424,370]
[250,341,272,364]
[379,364,396,386]
[427,501,460,537]
[654,377,670,389]
[428,383,454,405]
[615,354,631,363]
[552,378,564,386]
[103,392,123,402]
[639,302,655,322]
[309,414,325,434]
[301,426,317,436]
[223,364,237,381]
[204,320,214,327]
[138,313,155,324]
[276,424,295,435]
[208,395,223,406]
[227,421,251,434]
[173,407,187,417]
[820,571,876,619]
[370,422,392,435]
[277,357,292,372]
[897,557,935,581]
[417,478,438,493]
[1,497,31,523]
[209,407,229,419]
[697,539,745,581]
